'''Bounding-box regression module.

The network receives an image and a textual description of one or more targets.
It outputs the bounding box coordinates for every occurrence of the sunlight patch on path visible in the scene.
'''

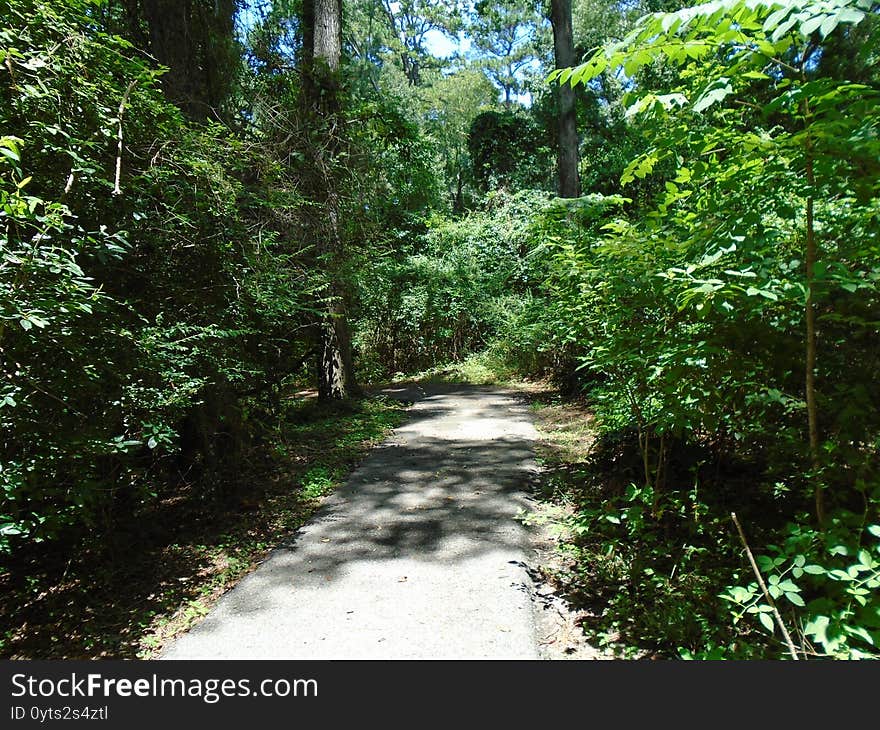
[161,385,542,660]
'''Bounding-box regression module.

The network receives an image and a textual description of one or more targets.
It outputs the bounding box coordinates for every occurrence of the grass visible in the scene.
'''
[518,392,597,543]
[0,394,407,659]
[403,350,550,391]
[517,392,655,656]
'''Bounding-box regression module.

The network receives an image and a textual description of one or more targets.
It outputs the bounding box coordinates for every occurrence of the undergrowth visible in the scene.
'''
[526,395,880,660]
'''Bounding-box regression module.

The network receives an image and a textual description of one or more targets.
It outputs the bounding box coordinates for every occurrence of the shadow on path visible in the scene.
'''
[162,385,542,659]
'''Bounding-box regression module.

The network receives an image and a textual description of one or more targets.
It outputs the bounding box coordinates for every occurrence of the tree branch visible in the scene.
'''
[731,512,800,660]
[113,79,138,196]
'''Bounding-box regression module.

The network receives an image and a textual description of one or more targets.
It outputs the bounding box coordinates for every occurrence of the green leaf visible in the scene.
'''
[843,625,875,646]
[804,615,830,644]
[763,7,792,34]
[799,15,826,36]
[771,16,798,42]
[758,611,775,633]
[837,8,865,24]
[819,15,840,39]
[0,136,23,153]
[692,78,733,113]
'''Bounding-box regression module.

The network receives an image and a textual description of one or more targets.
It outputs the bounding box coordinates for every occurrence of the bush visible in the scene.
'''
[353,189,550,378]
[527,0,880,658]
[0,1,312,553]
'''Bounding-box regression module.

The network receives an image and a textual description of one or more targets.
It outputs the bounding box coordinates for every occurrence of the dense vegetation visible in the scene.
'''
[1,0,878,658]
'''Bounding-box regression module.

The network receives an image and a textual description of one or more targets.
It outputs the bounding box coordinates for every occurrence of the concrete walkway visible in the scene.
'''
[161,384,541,659]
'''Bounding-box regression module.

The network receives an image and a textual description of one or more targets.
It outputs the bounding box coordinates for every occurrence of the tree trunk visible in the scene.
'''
[800,47,823,526]
[141,0,197,114]
[550,0,580,198]
[138,0,236,120]
[301,0,360,400]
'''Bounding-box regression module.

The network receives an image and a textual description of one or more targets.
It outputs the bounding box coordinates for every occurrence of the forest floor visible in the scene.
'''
[161,383,602,659]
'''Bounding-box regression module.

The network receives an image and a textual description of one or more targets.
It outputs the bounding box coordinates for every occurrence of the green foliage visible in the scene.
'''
[348,82,444,227]
[0,390,406,658]
[353,189,550,379]
[468,108,555,192]
[560,480,744,656]
[530,0,880,657]
[553,0,877,89]
[1,0,313,553]
[419,69,499,211]
[346,0,461,87]
[4,0,879,662]
[722,515,880,658]
[470,0,549,103]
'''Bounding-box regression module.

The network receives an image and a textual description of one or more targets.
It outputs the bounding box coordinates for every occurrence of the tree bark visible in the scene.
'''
[550,0,580,198]
[138,0,236,120]
[141,0,197,113]
[800,45,823,525]
[312,0,342,68]
[301,0,360,400]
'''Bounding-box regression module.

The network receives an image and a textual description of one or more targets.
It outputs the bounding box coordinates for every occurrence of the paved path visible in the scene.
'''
[161,384,541,659]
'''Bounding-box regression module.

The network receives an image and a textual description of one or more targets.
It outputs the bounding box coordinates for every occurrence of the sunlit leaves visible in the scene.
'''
[552,0,871,104]
[624,93,689,118]
[692,78,733,113]
[536,0,880,662]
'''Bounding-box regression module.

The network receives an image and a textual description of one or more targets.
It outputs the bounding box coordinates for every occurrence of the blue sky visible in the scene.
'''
[424,28,471,58]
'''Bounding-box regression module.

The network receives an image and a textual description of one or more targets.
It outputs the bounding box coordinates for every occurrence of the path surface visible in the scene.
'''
[161,384,543,659]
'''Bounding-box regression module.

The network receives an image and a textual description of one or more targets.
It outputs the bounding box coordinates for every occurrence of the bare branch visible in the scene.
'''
[731,512,800,660]
[113,78,139,196]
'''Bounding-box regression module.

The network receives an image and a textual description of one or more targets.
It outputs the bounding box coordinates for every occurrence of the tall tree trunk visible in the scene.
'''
[141,0,197,114]
[301,0,359,400]
[800,46,823,525]
[137,0,237,120]
[550,0,580,198]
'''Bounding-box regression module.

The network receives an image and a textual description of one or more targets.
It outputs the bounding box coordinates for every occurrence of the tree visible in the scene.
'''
[555,0,880,524]
[470,0,546,104]
[301,0,360,400]
[421,69,498,211]
[468,107,554,191]
[378,0,460,86]
[118,0,240,120]
[549,0,580,197]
